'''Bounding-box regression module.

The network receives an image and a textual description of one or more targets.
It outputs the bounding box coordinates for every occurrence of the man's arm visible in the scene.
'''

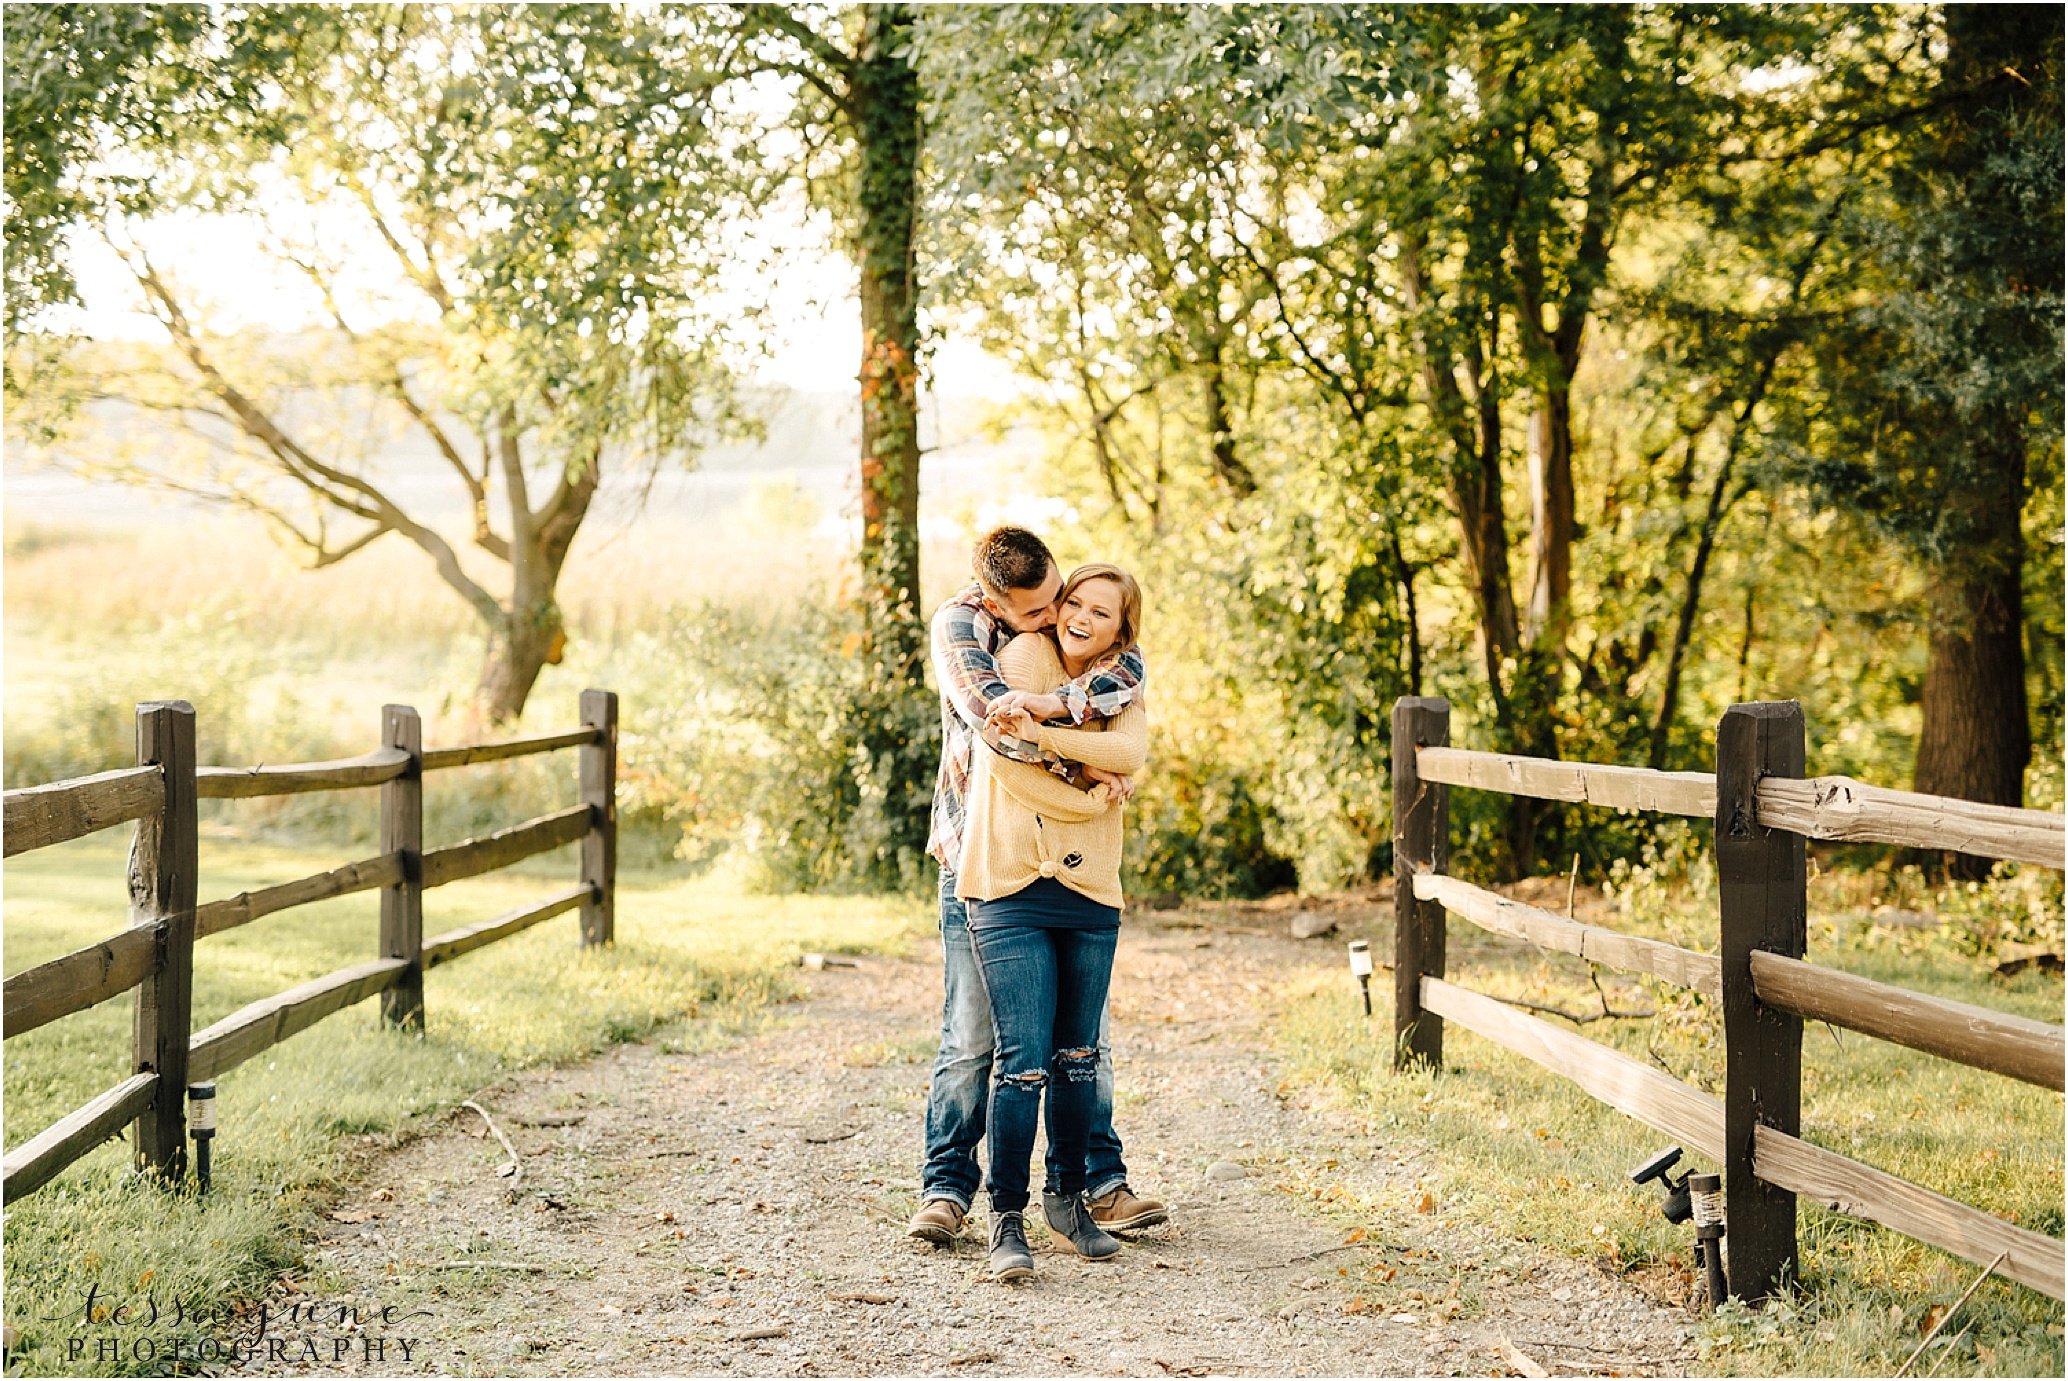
[930,599,1055,766]
[989,646,1147,727]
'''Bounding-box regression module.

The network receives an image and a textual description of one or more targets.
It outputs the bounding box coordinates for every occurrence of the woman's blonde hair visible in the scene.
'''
[1059,562,1143,657]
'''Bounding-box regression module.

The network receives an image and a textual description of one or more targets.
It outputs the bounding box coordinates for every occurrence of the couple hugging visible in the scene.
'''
[907,525,1170,1283]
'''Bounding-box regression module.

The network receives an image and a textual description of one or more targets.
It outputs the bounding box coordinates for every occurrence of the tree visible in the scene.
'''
[727,4,936,878]
[6,5,768,721]
[1792,6,2061,845]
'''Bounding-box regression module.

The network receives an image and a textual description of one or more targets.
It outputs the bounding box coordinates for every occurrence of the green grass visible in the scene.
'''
[1267,865,2065,1378]
[2,834,931,1377]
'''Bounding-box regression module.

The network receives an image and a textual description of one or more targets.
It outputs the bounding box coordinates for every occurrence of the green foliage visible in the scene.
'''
[919,0,2062,884]
[622,597,937,894]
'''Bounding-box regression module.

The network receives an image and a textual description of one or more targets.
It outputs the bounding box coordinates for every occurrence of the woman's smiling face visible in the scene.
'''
[1057,577,1125,663]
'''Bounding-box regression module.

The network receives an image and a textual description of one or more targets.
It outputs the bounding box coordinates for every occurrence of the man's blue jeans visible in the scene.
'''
[920,867,1128,1210]
[967,919,1117,1214]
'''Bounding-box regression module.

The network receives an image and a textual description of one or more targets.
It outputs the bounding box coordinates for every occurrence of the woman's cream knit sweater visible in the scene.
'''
[955,632,1148,910]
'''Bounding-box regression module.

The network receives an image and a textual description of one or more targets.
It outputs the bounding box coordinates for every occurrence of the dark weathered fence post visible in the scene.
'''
[130,701,197,1183]
[1392,696,1451,1070]
[380,705,424,1031]
[1716,700,1807,1302]
[580,689,618,948]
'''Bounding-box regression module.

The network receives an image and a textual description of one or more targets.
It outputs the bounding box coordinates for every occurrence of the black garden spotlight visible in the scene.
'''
[1347,940,1373,1016]
[188,1082,217,1195]
[1630,1146,1728,1310]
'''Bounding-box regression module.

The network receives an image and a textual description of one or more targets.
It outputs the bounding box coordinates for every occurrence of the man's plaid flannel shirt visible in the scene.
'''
[926,583,1146,870]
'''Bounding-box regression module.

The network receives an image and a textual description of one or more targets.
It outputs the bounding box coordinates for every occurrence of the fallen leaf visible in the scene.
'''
[1416,1192,1437,1215]
[1344,1227,1367,1244]
[948,1350,999,1367]
[1919,1305,1948,1336]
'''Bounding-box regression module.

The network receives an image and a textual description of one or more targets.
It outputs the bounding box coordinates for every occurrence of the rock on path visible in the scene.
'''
[247,921,1696,1377]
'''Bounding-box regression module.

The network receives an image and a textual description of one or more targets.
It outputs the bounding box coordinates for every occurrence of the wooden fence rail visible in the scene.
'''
[1392,694,2066,1305]
[2,765,164,858]
[1414,745,2065,866]
[1,690,619,1205]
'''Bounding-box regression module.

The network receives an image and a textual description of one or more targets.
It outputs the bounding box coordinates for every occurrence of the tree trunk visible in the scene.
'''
[477,607,562,725]
[1527,391,1574,650]
[1914,441,2029,876]
[1204,337,1257,496]
[474,448,593,725]
[1908,6,2047,876]
[849,2,933,876]
[1451,346,1554,877]
[853,2,924,680]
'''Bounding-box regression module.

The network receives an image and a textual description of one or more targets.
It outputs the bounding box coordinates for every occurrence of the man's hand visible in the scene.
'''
[1081,765,1136,803]
[987,690,1067,726]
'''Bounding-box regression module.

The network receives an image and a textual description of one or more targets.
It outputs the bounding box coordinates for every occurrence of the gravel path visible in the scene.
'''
[245,914,1697,1377]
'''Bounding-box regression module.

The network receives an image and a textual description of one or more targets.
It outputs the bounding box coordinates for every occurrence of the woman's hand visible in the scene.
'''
[986,704,1038,741]
[1080,764,1135,803]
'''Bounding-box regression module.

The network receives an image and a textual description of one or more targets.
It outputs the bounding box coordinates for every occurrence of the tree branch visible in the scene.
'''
[736,4,854,97]
[342,173,457,315]
[495,406,531,549]
[284,250,509,561]
[125,248,504,626]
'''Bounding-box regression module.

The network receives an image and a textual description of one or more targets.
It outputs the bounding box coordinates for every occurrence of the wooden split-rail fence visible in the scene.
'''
[1,690,619,1204]
[1390,696,2066,1304]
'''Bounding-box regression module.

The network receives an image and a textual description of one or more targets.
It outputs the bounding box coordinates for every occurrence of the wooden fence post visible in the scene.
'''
[379,705,424,1031]
[130,701,197,1183]
[1716,700,1807,1302]
[1393,696,1451,1070]
[580,689,618,948]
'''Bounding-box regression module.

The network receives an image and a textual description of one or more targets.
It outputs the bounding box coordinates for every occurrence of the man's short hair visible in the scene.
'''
[972,526,1055,595]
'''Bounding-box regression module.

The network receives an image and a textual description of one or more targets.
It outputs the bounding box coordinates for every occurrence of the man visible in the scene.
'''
[906,525,1170,1243]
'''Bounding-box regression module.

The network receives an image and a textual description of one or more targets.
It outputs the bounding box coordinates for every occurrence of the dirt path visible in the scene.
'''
[248,916,1697,1377]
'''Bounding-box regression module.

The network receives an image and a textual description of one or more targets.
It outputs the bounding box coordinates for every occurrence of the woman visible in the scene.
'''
[958,563,1148,1282]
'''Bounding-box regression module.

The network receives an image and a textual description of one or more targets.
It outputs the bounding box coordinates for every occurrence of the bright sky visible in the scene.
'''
[56,197,1029,402]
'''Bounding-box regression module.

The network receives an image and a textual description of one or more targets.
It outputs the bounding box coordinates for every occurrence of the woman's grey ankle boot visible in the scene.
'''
[988,1211,1035,1280]
[1043,1191,1123,1259]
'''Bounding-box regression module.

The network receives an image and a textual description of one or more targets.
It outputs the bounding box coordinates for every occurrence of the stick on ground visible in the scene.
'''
[462,1099,522,1188]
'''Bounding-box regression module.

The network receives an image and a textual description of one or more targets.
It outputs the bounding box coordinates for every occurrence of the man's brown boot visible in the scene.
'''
[1086,1184,1168,1232]
[907,1198,966,1244]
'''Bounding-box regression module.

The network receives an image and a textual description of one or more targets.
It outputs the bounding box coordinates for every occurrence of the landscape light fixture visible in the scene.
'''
[188,1082,217,1195]
[1630,1146,1728,1311]
[1347,940,1373,1016]
[1688,1171,1728,1310]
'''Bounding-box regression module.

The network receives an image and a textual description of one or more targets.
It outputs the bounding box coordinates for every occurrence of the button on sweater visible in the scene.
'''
[956,633,1148,912]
